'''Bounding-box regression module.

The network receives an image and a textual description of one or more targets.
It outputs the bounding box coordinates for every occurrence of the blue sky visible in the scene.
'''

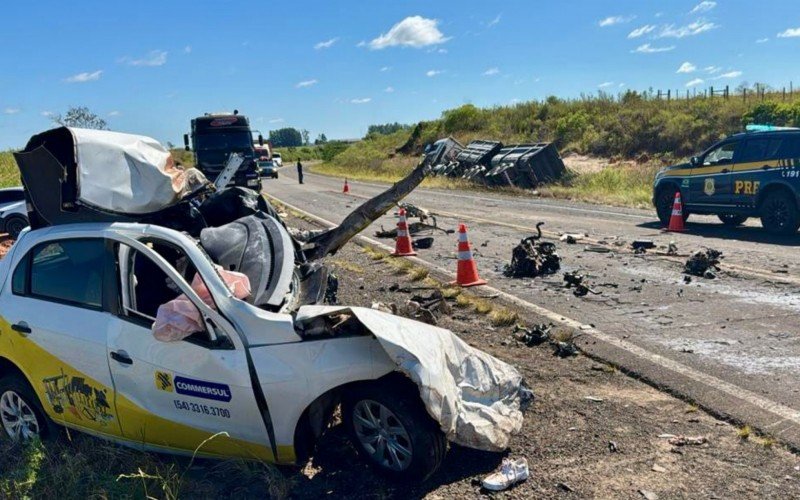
[0,0,798,148]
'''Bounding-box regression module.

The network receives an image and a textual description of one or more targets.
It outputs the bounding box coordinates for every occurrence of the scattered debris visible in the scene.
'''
[560,233,585,244]
[666,435,707,446]
[667,242,679,255]
[685,248,723,278]
[513,323,580,357]
[584,396,604,403]
[608,441,620,453]
[651,464,666,473]
[324,273,339,304]
[503,223,561,278]
[563,271,600,297]
[556,482,574,493]
[639,489,659,500]
[632,240,656,252]
[584,245,611,254]
[514,323,552,346]
[412,236,435,250]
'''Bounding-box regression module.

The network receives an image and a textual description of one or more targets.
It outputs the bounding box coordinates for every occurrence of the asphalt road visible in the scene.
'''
[263,168,800,446]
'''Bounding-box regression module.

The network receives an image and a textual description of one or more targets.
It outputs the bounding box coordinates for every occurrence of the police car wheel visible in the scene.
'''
[760,191,800,235]
[343,381,447,482]
[718,214,747,227]
[0,375,54,442]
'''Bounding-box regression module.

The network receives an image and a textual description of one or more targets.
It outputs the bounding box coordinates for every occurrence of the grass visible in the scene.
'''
[0,151,21,188]
[329,259,365,274]
[0,434,290,498]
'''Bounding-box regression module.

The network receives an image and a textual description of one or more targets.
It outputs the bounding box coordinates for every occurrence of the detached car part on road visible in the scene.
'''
[653,126,800,234]
[0,127,529,482]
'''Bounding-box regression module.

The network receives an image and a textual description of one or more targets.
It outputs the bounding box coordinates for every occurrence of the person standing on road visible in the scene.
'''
[297,160,304,184]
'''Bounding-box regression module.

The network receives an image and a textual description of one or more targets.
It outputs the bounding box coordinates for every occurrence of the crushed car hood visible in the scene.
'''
[295,305,531,451]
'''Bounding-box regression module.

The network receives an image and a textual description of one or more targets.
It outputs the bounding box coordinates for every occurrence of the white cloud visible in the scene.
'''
[369,16,449,49]
[426,69,443,77]
[704,65,722,74]
[619,83,626,88]
[384,86,395,93]
[437,48,448,54]
[40,111,53,117]
[295,79,318,88]
[628,25,656,38]
[482,67,499,76]
[598,15,635,27]
[184,45,192,53]
[268,118,284,123]
[715,71,743,79]
[689,1,717,14]
[123,50,168,67]
[756,37,769,43]
[314,37,339,50]
[598,81,614,88]
[380,66,391,72]
[3,108,20,115]
[108,110,121,117]
[64,70,103,83]
[686,78,705,87]
[350,97,372,104]
[632,43,675,53]
[657,20,718,39]
[488,13,501,27]
[677,62,697,73]
[777,28,800,38]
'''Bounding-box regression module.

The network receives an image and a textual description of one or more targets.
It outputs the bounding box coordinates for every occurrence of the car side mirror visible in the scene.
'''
[258,134,264,146]
[183,134,190,152]
[690,156,700,167]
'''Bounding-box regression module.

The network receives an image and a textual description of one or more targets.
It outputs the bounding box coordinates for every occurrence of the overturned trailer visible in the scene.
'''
[427,137,566,190]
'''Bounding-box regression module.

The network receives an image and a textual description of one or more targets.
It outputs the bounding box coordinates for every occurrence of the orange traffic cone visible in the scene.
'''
[392,208,417,256]
[450,223,487,287]
[666,192,686,232]
[343,178,350,194]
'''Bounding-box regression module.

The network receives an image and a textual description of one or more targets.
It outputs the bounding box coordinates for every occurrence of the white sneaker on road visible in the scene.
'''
[482,457,529,491]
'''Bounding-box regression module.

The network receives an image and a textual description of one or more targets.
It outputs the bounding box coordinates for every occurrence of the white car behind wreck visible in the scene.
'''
[0,127,530,481]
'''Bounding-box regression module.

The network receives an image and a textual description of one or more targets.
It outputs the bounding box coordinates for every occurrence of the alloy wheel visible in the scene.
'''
[352,399,413,471]
[0,390,40,441]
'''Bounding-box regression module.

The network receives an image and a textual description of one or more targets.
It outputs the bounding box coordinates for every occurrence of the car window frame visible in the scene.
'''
[110,238,231,350]
[12,237,110,313]
[701,140,739,166]
[739,136,785,164]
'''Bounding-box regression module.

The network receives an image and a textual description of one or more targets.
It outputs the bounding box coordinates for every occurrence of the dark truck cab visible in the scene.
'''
[653,127,800,234]
[184,112,262,189]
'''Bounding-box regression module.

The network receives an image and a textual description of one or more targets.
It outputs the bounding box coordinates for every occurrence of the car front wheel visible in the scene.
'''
[760,191,800,234]
[0,374,53,442]
[343,380,447,482]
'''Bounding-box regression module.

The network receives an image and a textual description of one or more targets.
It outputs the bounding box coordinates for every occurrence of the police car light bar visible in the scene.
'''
[745,124,800,132]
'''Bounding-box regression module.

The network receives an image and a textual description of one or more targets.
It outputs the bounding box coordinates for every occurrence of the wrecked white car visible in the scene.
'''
[0,127,530,481]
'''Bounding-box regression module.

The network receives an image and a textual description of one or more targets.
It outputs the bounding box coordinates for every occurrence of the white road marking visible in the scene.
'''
[268,193,800,434]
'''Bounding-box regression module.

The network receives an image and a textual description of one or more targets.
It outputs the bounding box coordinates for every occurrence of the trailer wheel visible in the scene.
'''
[343,380,446,482]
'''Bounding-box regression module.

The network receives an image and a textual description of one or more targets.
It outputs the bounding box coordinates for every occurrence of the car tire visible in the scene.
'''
[718,214,748,227]
[760,191,800,234]
[342,380,447,482]
[655,188,689,226]
[4,215,28,240]
[0,374,56,442]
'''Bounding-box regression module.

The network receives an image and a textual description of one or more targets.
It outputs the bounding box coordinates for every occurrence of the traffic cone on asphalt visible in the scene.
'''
[450,223,487,287]
[343,178,350,194]
[666,192,686,232]
[392,208,417,256]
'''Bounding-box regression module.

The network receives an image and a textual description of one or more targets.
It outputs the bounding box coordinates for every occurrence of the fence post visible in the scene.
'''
[743,88,747,102]
[667,89,671,102]
[725,85,729,99]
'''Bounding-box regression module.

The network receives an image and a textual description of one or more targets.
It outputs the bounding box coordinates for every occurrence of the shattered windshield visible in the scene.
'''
[196,132,253,152]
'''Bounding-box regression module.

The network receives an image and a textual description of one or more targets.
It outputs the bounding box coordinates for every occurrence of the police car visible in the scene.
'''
[0,127,528,482]
[653,126,800,234]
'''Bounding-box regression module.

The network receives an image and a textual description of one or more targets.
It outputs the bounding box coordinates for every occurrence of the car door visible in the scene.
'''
[0,237,122,436]
[731,136,783,207]
[105,237,273,460]
[688,141,738,208]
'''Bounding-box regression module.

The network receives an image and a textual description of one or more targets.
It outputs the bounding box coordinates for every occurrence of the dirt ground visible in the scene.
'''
[280,216,800,499]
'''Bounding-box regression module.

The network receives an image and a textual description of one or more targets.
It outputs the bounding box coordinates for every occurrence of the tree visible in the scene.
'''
[269,127,303,147]
[366,122,410,137]
[314,133,328,145]
[52,106,108,130]
[301,129,310,145]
